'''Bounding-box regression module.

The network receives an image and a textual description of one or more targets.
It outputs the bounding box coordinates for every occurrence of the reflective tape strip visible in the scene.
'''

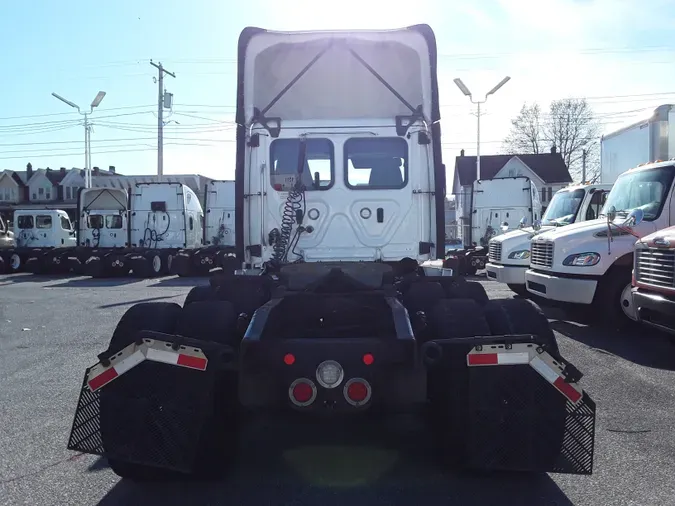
[87,350,145,391]
[177,354,208,370]
[529,355,559,383]
[146,347,180,366]
[553,376,583,403]
[467,350,531,366]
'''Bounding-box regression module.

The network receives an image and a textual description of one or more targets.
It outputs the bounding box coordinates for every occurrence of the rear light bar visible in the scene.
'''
[86,339,208,393]
[467,343,583,404]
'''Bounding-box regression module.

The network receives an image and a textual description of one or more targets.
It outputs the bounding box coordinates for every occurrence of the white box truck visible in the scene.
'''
[524,160,675,325]
[447,176,542,275]
[485,183,612,295]
[600,104,675,185]
[171,180,236,276]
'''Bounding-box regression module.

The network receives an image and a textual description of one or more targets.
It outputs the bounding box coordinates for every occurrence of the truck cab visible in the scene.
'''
[14,209,76,249]
[237,28,443,271]
[486,183,611,295]
[524,160,675,324]
[632,225,675,337]
[0,215,15,274]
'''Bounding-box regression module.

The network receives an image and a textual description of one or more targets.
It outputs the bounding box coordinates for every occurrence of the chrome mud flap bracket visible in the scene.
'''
[421,335,596,474]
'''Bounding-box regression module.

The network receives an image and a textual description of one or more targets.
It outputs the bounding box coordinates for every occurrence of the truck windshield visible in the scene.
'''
[601,165,675,221]
[542,189,585,225]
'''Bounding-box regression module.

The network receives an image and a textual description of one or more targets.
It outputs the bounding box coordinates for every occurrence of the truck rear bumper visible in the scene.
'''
[632,288,675,335]
[486,262,526,285]
[525,270,597,304]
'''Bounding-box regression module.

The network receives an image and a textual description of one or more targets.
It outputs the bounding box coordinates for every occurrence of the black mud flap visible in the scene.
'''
[421,334,595,475]
[66,331,235,474]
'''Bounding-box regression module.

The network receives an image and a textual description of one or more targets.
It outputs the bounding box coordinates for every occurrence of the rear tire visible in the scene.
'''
[483,298,559,355]
[108,302,183,353]
[507,283,528,297]
[594,267,636,328]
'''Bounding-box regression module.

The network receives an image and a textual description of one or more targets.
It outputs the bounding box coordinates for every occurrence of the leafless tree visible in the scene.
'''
[503,98,601,182]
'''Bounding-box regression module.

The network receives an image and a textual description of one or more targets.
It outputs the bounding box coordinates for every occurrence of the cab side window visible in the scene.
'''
[585,191,607,221]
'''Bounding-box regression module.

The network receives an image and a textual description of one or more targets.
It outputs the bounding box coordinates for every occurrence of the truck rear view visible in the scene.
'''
[66,25,596,481]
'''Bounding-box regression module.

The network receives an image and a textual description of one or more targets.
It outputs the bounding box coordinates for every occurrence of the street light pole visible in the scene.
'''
[453,76,511,181]
[51,91,106,188]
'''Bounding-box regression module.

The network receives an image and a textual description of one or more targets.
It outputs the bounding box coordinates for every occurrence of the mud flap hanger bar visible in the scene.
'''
[251,38,425,138]
[466,342,584,404]
[88,338,208,393]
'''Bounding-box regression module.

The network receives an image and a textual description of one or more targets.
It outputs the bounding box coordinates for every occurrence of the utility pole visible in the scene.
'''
[582,149,587,184]
[150,60,175,181]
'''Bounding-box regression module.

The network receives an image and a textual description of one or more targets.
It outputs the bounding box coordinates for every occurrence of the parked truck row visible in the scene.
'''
[0,180,236,278]
[485,158,675,338]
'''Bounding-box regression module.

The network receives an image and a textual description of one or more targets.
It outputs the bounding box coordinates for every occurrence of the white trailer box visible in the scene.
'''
[600,104,675,185]
[171,180,237,276]
[449,176,542,275]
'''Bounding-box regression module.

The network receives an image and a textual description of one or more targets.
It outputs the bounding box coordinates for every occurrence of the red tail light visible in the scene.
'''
[289,378,317,407]
[344,378,371,406]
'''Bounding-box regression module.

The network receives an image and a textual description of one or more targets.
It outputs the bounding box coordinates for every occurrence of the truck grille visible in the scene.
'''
[635,248,675,288]
[488,242,502,263]
[531,241,554,268]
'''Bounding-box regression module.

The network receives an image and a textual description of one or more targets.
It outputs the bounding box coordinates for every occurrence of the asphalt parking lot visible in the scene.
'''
[1,273,674,506]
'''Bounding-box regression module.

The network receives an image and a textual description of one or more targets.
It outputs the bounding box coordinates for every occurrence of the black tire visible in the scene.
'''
[594,267,636,329]
[0,255,5,274]
[108,302,183,353]
[104,302,184,481]
[483,298,559,355]
[401,281,446,316]
[430,298,491,339]
[8,251,22,273]
[146,251,163,277]
[425,299,491,468]
[463,264,478,276]
[507,284,529,297]
[184,285,218,306]
[446,280,489,306]
[176,300,238,346]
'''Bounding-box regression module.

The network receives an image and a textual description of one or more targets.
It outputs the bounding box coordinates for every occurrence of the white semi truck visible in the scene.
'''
[67,187,131,277]
[448,176,542,275]
[600,104,675,185]
[525,160,675,324]
[69,182,204,278]
[486,183,612,295]
[12,209,77,274]
[171,179,236,276]
[66,25,596,481]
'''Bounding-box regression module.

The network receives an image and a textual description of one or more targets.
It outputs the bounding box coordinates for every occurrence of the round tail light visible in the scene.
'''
[289,378,317,407]
[316,360,344,388]
[344,378,372,406]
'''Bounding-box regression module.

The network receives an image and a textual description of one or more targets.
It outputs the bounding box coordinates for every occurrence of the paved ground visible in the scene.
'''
[0,272,674,506]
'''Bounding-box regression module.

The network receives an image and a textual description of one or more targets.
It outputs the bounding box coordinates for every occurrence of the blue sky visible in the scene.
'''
[1,0,675,183]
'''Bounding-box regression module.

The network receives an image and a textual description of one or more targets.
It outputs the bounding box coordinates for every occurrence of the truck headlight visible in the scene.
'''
[563,252,600,266]
[508,250,530,260]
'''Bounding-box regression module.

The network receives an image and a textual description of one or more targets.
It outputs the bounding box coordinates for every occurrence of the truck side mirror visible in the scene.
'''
[518,217,528,229]
[501,221,509,232]
[607,205,617,222]
[623,208,644,227]
[532,219,542,231]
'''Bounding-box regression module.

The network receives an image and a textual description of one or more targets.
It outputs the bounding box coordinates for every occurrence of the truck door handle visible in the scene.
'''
[377,208,384,223]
